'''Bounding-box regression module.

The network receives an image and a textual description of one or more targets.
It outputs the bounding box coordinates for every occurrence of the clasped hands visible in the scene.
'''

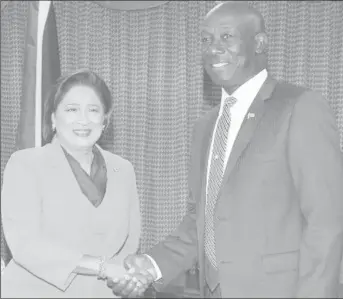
[106,254,157,297]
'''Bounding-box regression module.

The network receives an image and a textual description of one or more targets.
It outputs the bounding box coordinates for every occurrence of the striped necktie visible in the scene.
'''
[204,96,237,268]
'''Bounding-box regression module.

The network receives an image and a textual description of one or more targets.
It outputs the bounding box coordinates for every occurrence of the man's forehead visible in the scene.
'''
[200,15,242,32]
[200,25,236,34]
[201,10,263,34]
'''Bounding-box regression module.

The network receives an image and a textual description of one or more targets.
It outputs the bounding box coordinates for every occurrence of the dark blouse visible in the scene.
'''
[62,146,107,207]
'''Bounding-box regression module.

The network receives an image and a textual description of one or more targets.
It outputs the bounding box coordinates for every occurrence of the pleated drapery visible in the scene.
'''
[1,1,343,263]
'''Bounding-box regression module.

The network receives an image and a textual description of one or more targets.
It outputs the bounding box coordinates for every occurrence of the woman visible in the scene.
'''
[1,70,143,297]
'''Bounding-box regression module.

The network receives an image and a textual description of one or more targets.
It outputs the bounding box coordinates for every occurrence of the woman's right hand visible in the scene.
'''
[105,262,153,297]
[103,262,127,281]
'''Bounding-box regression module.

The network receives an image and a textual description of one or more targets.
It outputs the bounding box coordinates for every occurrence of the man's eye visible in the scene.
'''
[223,33,233,39]
[202,37,210,43]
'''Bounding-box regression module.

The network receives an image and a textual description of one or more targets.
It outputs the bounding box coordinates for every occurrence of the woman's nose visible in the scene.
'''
[77,110,90,124]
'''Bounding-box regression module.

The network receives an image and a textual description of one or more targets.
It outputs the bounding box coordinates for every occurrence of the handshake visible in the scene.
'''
[106,254,158,298]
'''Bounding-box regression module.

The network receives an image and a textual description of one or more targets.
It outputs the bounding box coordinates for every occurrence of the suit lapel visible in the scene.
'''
[199,106,220,203]
[217,76,277,199]
[197,106,220,243]
[43,139,86,202]
[42,139,122,209]
[95,145,121,199]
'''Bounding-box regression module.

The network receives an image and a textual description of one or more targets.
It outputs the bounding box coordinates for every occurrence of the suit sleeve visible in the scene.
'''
[287,92,343,297]
[1,152,83,291]
[110,162,141,262]
[147,125,200,291]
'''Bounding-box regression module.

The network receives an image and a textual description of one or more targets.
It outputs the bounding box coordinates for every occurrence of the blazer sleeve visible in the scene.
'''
[287,92,343,298]
[147,125,200,291]
[110,162,141,263]
[1,152,83,291]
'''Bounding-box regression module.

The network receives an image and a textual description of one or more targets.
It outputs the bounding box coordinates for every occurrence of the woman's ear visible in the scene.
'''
[102,115,109,131]
[103,109,114,131]
[255,32,268,54]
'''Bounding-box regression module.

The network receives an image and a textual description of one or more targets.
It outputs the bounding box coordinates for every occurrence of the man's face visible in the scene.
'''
[201,12,257,90]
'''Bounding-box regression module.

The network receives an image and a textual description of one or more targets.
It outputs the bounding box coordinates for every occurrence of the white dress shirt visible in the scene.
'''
[206,69,268,202]
[146,69,268,280]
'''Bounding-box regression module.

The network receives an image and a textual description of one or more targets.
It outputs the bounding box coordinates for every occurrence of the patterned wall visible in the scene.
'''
[206,1,343,149]
[1,1,343,262]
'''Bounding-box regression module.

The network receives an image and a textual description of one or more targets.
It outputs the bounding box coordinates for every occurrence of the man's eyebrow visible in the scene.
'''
[200,24,235,30]
[200,26,236,36]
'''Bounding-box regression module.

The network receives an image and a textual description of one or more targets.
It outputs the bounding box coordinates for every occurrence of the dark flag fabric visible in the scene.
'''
[2,0,61,266]
[16,0,61,150]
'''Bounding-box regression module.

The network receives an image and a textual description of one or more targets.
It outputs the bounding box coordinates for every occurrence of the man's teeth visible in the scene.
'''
[212,63,228,67]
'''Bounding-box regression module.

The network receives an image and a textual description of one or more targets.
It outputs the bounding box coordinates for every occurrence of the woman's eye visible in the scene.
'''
[89,108,99,113]
[66,108,77,112]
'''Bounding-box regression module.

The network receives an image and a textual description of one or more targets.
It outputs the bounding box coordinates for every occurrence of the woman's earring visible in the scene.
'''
[52,124,56,132]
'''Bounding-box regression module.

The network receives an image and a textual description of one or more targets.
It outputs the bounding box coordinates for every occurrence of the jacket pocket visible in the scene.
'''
[262,250,299,273]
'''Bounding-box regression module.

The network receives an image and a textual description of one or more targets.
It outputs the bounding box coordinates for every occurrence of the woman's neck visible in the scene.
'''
[58,140,94,167]
[69,148,94,167]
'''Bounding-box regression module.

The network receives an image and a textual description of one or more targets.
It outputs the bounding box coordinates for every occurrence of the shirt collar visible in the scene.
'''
[220,69,268,110]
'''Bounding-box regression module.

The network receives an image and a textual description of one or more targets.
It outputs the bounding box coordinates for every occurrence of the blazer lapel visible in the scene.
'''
[95,144,122,203]
[43,139,86,201]
[197,106,220,240]
[217,76,277,199]
[44,140,121,207]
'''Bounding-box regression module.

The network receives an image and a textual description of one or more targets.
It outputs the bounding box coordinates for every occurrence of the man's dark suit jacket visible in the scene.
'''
[148,76,343,298]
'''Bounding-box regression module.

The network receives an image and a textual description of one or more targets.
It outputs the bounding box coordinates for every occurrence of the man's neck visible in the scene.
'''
[223,67,266,95]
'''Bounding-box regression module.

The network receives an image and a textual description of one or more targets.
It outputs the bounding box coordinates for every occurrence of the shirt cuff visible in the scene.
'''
[144,254,162,281]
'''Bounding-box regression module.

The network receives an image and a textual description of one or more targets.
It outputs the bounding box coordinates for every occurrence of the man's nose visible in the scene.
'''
[208,42,225,55]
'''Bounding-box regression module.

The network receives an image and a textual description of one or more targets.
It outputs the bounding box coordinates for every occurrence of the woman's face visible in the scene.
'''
[52,84,105,151]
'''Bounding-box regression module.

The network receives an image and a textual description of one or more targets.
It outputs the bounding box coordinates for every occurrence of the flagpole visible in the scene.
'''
[35,0,51,147]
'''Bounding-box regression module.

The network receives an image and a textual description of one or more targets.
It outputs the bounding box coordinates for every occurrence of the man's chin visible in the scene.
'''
[208,74,234,87]
[205,69,235,85]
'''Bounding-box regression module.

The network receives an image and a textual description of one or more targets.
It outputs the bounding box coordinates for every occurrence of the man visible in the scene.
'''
[108,2,343,297]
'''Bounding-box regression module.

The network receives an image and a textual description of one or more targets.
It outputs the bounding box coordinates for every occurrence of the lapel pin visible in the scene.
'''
[113,167,118,172]
[247,112,255,119]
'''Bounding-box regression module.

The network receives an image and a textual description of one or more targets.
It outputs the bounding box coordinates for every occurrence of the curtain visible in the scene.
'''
[1,1,343,262]
[1,1,29,264]
[206,1,343,150]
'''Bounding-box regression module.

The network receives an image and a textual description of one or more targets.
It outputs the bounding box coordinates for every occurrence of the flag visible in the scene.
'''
[3,0,61,265]
[16,0,61,150]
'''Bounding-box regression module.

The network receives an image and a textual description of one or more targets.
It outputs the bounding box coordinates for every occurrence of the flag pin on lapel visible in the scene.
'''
[247,112,255,119]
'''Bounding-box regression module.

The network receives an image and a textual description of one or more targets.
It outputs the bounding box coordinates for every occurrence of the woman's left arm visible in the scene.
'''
[111,163,141,262]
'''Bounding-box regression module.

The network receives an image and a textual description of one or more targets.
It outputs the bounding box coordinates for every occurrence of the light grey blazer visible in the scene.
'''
[1,139,141,298]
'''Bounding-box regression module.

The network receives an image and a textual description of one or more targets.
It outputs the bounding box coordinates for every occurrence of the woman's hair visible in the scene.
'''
[42,69,113,144]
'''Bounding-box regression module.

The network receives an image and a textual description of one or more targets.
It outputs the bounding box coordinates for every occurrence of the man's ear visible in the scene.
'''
[255,32,268,54]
